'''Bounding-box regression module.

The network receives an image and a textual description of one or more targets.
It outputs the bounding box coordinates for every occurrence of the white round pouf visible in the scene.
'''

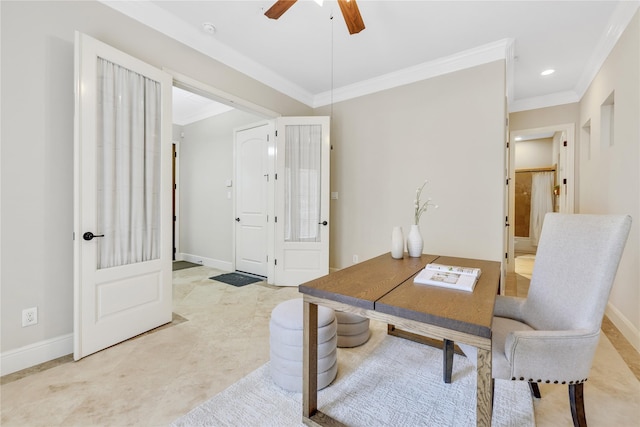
[335,311,370,348]
[269,299,338,392]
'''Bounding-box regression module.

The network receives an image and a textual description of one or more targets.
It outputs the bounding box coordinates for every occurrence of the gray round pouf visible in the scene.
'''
[269,298,338,392]
[335,311,370,348]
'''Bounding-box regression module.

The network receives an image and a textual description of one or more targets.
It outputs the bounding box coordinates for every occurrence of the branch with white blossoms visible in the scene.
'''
[414,180,438,225]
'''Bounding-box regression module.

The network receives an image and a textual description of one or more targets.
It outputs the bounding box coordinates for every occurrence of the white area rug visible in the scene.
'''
[173,334,534,427]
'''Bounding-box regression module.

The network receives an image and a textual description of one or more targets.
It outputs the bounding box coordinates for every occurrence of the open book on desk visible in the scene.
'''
[413,263,482,292]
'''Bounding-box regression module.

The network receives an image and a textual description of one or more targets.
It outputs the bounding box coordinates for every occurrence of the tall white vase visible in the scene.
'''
[406,224,423,257]
[391,226,404,259]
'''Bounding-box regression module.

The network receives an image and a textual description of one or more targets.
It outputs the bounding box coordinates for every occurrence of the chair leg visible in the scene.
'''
[443,339,454,383]
[529,381,541,398]
[569,383,587,427]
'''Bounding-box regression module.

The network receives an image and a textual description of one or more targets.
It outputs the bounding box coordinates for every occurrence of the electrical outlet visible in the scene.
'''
[22,307,38,327]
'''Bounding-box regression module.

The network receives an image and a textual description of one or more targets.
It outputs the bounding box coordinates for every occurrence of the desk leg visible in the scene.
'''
[443,339,454,383]
[303,301,318,421]
[476,347,493,427]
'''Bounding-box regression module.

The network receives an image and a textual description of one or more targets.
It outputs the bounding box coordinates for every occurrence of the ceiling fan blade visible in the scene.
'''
[337,0,365,34]
[264,0,298,20]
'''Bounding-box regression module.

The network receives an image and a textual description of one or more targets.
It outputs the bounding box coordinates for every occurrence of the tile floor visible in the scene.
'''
[1,258,639,426]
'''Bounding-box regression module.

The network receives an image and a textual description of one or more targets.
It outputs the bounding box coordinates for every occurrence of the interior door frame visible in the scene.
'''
[172,140,181,261]
[166,70,280,279]
[507,123,575,269]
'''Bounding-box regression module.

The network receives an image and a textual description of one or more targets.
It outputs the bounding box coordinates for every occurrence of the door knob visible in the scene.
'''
[83,232,104,241]
[319,221,328,226]
[235,218,240,222]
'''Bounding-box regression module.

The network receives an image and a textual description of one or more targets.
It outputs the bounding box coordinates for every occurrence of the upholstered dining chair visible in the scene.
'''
[458,213,632,427]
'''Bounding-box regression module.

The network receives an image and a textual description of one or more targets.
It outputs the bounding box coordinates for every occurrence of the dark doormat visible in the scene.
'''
[173,261,201,271]
[210,272,264,287]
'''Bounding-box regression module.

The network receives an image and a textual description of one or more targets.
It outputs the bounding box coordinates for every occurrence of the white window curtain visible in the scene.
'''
[96,58,161,269]
[284,125,322,242]
[529,171,555,246]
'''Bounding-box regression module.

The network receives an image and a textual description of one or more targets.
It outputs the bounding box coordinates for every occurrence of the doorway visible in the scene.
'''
[169,72,280,276]
[507,123,575,271]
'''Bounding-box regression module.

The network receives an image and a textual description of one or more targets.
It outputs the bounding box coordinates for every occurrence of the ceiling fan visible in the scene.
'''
[264,0,366,35]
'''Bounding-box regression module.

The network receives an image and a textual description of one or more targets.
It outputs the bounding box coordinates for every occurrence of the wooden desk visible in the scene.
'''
[298,253,500,427]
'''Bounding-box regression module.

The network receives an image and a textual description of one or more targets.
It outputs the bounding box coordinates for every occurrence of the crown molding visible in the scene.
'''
[573,1,640,100]
[99,0,315,106]
[313,39,515,108]
[101,1,638,113]
[509,91,581,113]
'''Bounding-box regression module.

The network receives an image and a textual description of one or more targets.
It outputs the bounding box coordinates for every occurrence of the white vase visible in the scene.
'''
[406,224,423,257]
[391,226,404,259]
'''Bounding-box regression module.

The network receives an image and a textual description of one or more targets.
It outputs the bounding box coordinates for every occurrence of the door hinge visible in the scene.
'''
[505,252,508,259]
[174,152,177,158]
[267,134,270,142]
[505,117,509,126]
[173,215,176,221]
[506,178,509,185]
[275,173,278,180]
[563,140,568,147]
[274,259,277,266]
[506,141,510,149]
[275,216,278,223]
[174,184,177,190]
[275,130,278,137]
[563,178,567,184]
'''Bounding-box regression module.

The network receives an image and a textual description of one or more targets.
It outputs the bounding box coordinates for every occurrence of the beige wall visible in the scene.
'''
[0,0,311,355]
[509,11,640,350]
[579,10,639,350]
[176,111,264,269]
[316,61,507,269]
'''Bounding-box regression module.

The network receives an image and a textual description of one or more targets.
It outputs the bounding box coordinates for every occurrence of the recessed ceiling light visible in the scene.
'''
[541,69,555,76]
[202,22,216,35]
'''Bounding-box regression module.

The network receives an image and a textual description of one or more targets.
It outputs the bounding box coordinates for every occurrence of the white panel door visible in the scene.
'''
[235,123,272,277]
[73,32,173,360]
[274,117,330,286]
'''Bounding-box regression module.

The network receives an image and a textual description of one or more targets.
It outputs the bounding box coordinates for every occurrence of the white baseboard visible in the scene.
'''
[1,333,73,376]
[178,253,233,272]
[606,302,640,353]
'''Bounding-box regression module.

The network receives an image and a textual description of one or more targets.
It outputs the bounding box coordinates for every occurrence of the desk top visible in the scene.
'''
[298,253,438,310]
[376,256,500,338]
[298,253,500,339]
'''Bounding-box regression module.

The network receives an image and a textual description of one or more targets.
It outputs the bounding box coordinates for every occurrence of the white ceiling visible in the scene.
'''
[104,0,639,116]
[172,86,233,125]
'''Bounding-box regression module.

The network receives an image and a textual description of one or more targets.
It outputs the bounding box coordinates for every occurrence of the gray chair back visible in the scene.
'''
[522,213,632,332]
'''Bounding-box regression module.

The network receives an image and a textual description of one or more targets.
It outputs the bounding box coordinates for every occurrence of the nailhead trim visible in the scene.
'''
[509,378,588,384]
